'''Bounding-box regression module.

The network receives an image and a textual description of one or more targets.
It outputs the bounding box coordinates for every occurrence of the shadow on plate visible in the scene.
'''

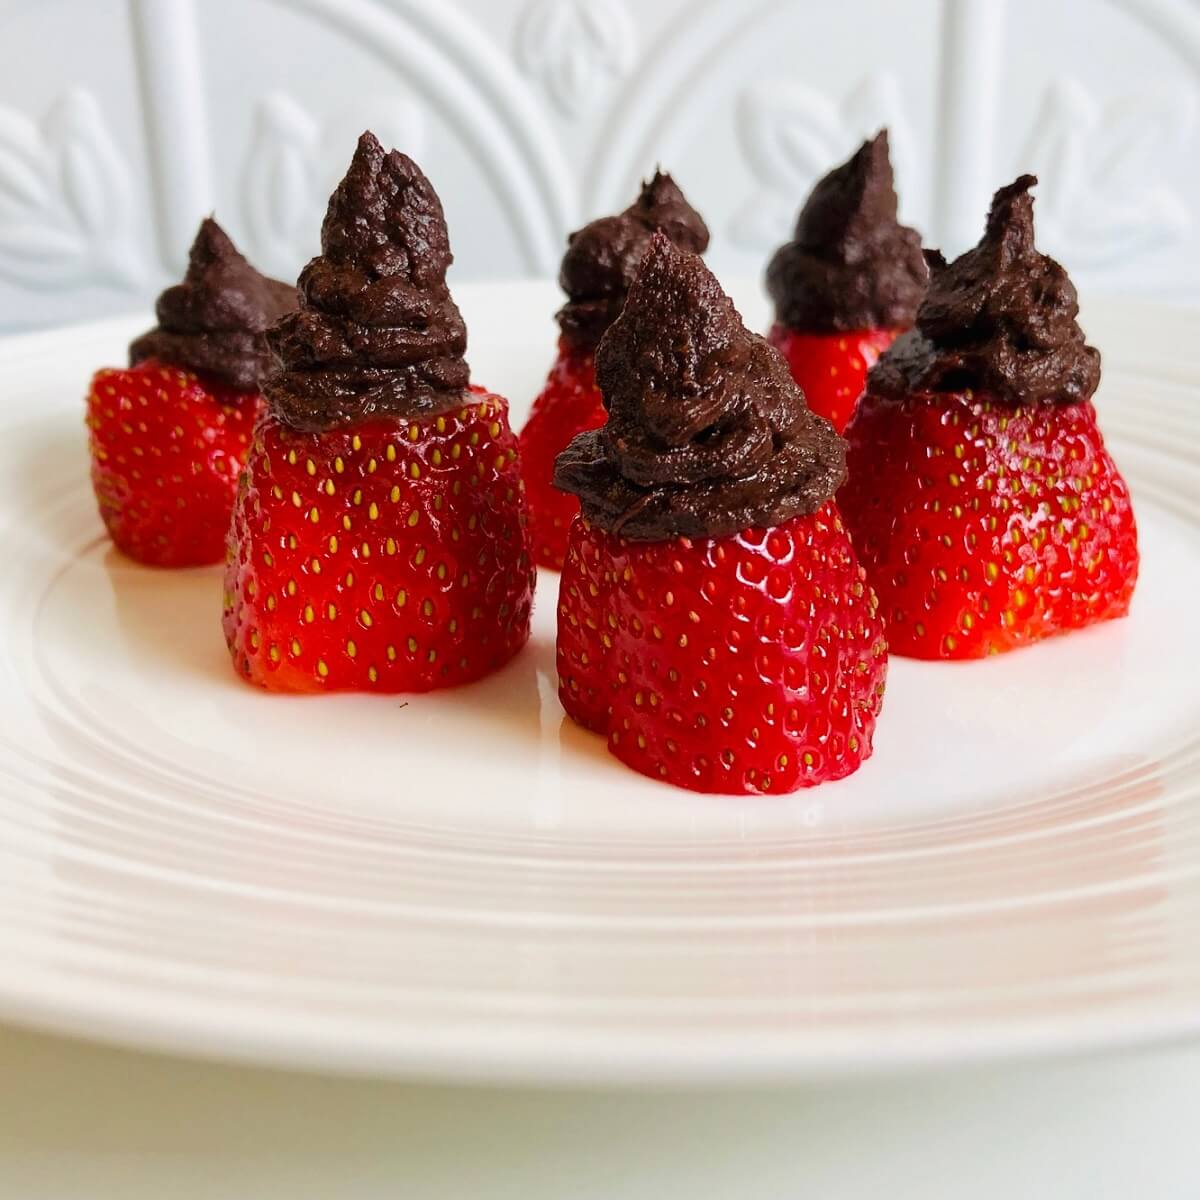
[99,545,552,748]
[101,547,235,686]
[27,409,558,750]
[439,625,552,744]
[14,418,101,557]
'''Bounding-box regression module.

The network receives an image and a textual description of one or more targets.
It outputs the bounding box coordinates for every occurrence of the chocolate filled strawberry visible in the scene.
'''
[554,233,887,794]
[766,131,927,432]
[86,219,296,566]
[223,132,534,692]
[520,172,709,570]
[838,175,1138,660]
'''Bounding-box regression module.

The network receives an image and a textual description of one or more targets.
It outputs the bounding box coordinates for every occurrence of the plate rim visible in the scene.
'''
[2,291,1199,1085]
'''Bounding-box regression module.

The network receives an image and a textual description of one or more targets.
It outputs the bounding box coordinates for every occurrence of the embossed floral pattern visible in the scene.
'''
[515,0,635,117]
[1,0,1199,320]
[0,90,144,291]
[731,75,916,252]
[241,93,424,279]
[1021,79,1194,269]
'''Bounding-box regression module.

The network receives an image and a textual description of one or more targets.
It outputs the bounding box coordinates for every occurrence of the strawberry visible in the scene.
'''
[557,508,887,793]
[224,132,534,693]
[765,131,926,433]
[839,392,1137,658]
[86,360,259,567]
[223,394,532,692]
[521,171,709,571]
[554,232,887,794]
[767,325,897,432]
[518,344,606,570]
[839,176,1138,659]
[86,218,294,567]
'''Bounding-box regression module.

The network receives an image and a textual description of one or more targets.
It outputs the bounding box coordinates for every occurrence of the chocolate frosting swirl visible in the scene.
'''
[265,131,470,432]
[556,171,710,351]
[129,218,296,390]
[869,175,1101,406]
[766,131,927,333]
[554,233,845,541]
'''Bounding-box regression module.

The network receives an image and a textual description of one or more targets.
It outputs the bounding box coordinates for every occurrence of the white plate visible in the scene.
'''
[1,283,1199,1086]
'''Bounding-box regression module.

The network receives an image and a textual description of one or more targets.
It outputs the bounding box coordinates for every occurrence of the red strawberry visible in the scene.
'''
[767,325,897,432]
[224,132,534,693]
[558,508,887,793]
[839,176,1138,659]
[86,218,293,566]
[518,344,606,570]
[765,131,927,434]
[86,360,259,566]
[522,171,709,571]
[839,391,1137,658]
[224,396,532,692]
[554,232,887,794]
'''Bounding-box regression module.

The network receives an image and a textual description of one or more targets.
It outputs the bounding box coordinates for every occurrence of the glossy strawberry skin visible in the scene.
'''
[223,391,534,693]
[767,325,898,433]
[557,505,888,794]
[86,359,260,566]
[839,390,1139,659]
[518,342,607,570]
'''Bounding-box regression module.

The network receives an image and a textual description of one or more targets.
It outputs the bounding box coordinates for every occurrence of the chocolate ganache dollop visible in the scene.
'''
[265,131,470,432]
[554,233,845,541]
[766,130,927,333]
[869,175,1101,406]
[129,218,296,391]
[556,171,710,352]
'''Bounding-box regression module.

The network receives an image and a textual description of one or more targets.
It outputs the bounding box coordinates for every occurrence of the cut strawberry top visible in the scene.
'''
[767,324,898,433]
[519,341,606,570]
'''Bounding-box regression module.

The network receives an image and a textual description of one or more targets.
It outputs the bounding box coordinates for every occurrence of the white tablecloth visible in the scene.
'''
[4,1024,1198,1198]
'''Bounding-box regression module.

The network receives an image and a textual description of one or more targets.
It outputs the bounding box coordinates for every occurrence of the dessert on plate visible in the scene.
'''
[223,132,534,692]
[519,171,709,570]
[554,233,888,794]
[86,218,296,566]
[766,131,927,432]
[838,175,1138,659]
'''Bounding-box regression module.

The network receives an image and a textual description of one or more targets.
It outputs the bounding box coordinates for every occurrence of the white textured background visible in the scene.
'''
[0,0,1197,331]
